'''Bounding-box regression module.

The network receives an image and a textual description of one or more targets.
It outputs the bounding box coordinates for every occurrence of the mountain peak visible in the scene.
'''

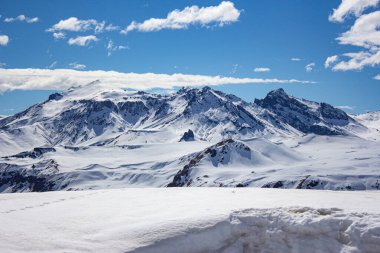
[202,86,212,91]
[177,86,213,94]
[254,88,290,108]
[267,88,288,98]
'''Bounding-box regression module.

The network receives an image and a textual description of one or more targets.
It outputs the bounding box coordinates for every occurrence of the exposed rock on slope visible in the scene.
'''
[254,88,354,135]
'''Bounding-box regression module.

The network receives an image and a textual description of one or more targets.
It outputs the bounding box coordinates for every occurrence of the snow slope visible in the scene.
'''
[0,188,379,253]
[353,111,380,141]
[2,134,380,192]
[355,111,380,130]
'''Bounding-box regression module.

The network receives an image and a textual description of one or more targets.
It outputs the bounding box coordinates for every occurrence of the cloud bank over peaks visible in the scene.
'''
[0,68,315,93]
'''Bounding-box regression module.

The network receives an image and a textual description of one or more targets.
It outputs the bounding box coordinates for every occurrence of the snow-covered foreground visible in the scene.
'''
[1,188,380,253]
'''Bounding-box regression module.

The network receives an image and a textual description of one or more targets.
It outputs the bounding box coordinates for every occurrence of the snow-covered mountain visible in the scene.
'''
[0,84,365,151]
[0,83,379,192]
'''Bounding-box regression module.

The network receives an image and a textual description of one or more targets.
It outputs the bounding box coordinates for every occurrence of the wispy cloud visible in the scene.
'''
[324,55,338,68]
[336,105,355,110]
[4,14,39,23]
[329,0,380,22]
[53,32,66,40]
[230,64,238,74]
[305,62,315,72]
[0,68,315,93]
[69,62,86,69]
[374,74,380,80]
[121,1,241,34]
[291,58,301,61]
[106,40,128,56]
[0,35,9,46]
[68,35,98,46]
[254,67,270,73]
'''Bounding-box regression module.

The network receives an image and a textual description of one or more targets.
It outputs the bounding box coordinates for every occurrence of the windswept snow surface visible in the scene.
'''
[0,188,380,253]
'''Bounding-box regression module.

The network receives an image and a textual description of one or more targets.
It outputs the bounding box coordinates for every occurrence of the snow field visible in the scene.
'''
[0,188,379,253]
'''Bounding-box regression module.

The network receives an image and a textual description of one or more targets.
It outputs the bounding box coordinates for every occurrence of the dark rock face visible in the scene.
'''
[179,129,195,142]
[254,88,351,135]
[0,159,60,192]
[262,181,284,188]
[319,103,349,124]
[6,147,56,159]
[48,93,63,101]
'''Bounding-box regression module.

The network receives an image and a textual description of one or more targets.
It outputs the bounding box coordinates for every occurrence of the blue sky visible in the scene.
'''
[0,0,379,114]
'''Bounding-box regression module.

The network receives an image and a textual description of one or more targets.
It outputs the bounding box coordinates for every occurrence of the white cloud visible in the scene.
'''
[48,17,97,32]
[47,17,118,34]
[106,40,128,56]
[291,58,301,61]
[337,11,380,48]
[254,67,270,72]
[69,62,86,69]
[324,55,338,68]
[121,1,240,34]
[27,17,39,23]
[327,3,380,72]
[331,51,380,71]
[103,23,120,32]
[53,32,66,40]
[68,35,98,46]
[329,0,380,22]
[4,14,39,23]
[336,105,355,110]
[305,63,315,72]
[0,68,315,93]
[374,74,380,80]
[0,35,9,46]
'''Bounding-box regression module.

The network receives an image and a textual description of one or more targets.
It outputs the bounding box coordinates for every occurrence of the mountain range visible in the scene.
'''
[1,82,379,192]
